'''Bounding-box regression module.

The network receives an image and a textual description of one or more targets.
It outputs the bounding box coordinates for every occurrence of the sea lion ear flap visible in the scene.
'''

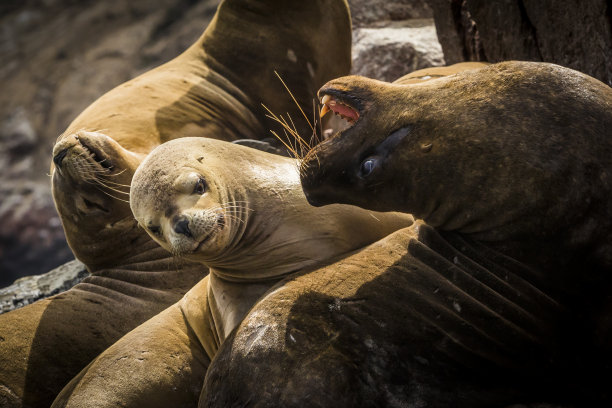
[232,139,291,157]
[196,0,352,136]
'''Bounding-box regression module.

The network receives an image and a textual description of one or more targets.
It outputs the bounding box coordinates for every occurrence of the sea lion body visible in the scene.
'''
[0,0,352,406]
[303,61,612,277]
[202,223,573,407]
[51,138,411,407]
[198,62,612,406]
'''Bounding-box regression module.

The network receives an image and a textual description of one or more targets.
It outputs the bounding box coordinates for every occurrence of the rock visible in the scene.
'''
[0,0,221,284]
[0,259,88,314]
[0,181,74,287]
[0,108,38,179]
[429,0,612,86]
[348,0,433,27]
[352,20,445,82]
[0,0,445,286]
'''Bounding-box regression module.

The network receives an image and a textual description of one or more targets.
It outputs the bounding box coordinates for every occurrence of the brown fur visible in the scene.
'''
[51,138,411,407]
[0,1,352,406]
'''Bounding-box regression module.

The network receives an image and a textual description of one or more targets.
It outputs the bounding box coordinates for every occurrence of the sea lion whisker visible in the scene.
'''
[282,128,302,162]
[99,177,131,188]
[285,112,311,158]
[274,70,313,132]
[270,130,299,159]
[94,187,130,203]
[262,103,310,158]
[278,112,308,154]
[94,180,131,195]
[101,168,128,179]
[263,107,304,155]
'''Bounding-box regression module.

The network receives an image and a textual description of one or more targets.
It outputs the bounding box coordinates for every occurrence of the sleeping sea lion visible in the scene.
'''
[0,0,352,406]
[199,62,612,406]
[50,138,411,407]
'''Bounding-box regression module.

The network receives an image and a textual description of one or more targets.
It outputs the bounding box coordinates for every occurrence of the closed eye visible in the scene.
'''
[149,225,162,236]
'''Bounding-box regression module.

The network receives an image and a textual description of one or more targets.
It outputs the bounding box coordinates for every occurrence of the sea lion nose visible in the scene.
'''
[53,148,69,167]
[173,216,192,237]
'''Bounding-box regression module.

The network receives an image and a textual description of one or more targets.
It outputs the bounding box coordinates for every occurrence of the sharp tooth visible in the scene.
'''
[320,104,330,117]
[321,95,331,105]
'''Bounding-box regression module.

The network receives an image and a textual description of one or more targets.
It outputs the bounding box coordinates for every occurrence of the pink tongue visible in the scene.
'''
[331,103,359,121]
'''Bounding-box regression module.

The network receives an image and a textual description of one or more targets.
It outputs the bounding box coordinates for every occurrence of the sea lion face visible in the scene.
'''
[300,75,417,213]
[301,62,612,241]
[52,130,145,267]
[131,159,231,261]
[131,138,413,277]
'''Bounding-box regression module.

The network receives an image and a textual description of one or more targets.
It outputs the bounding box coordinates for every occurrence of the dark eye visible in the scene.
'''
[149,225,162,236]
[359,157,378,178]
[194,177,207,195]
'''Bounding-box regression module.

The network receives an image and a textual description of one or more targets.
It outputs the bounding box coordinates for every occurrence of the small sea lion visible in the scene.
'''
[0,0,352,406]
[50,138,411,407]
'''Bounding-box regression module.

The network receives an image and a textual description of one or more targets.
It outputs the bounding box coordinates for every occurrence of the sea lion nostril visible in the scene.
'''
[173,217,192,237]
[53,148,69,167]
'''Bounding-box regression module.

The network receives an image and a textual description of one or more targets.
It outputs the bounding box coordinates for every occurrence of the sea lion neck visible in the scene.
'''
[302,61,612,277]
[190,0,352,139]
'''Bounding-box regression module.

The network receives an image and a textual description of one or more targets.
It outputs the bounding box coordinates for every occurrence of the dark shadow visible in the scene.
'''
[202,226,610,407]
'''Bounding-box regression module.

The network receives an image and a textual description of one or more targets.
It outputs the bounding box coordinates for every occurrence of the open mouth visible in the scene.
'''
[319,94,360,124]
[317,92,361,141]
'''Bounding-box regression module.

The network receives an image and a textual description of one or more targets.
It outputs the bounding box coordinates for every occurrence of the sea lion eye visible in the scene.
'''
[194,177,207,195]
[359,157,378,178]
[149,225,162,236]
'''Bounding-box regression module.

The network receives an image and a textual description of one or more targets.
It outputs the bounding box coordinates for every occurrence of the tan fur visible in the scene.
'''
[1,1,352,406]
[51,138,411,407]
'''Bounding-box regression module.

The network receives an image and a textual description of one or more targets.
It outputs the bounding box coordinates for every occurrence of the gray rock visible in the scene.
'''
[348,0,433,27]
[352,20,445,82]
[0,181,74,287]
[0,259,88,314]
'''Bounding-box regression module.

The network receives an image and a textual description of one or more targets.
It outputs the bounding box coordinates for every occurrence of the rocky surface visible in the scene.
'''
[429,0,612,86]
[0,0,441,286]
[352,20,445,82]
[349,0,432,27]
[0,181,73,287]
[349,0,444,82]
[0,259,88,314]
[0,0,222,285]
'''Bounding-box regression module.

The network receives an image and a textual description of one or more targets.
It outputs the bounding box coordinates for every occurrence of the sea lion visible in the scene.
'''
[0,0,352,406]
[50,138,412,407]
[201,223,579,407]
[393,61,489,84]
[199,62,612,407]
[303,61,612,281]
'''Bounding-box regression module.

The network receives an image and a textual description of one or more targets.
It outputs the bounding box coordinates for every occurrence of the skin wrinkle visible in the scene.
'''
[197,62,610,408]
[129,137,410,340]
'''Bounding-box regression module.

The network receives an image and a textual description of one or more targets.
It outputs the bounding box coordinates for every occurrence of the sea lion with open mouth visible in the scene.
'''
[0,1,352,406]
[50,138,411,408]
[197,62,612,407]
[303,61,612,276]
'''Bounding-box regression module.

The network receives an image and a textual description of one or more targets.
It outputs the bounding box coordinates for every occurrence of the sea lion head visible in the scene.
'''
[131,137,412,279]
[300,62,612,249]
[52,129,146,268]
[130,141,234,262]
